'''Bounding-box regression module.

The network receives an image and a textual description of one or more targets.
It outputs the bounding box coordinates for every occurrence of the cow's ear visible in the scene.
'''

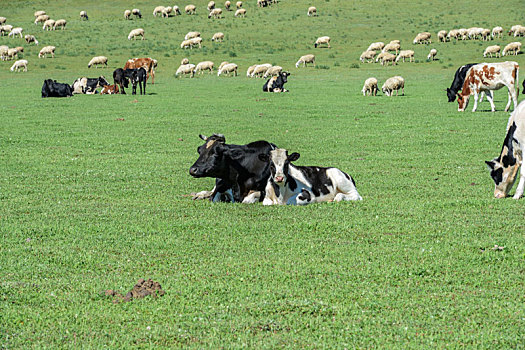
[227,148,243,160]
[288,152,300,162]
[258,153,269,162]
[485,160,496,170]
[199,134,208,141]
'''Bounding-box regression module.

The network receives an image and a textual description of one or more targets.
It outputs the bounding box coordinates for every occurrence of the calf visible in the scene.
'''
[41,79,73,98]
[100,84,120,94]
[457,61,519,112]
[189,134,277,203]
[486,100,525,199]
[259,148,362,205]
[113,68,132,94]
[263,71,290,92]
[124,57,157,84]
[126,67,147,95]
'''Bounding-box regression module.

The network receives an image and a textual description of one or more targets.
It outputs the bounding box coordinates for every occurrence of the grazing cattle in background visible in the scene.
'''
[126,67,147,95]
[263,71,290,92]
[259,148,362,205]
[113,68,133,94]
[123,57,157,84]
[486,100,525,199]
[457,61,519,112]
[100,84,120,94]
[71,76,109,94]
[41,79,73,98]
[189,134,277,203]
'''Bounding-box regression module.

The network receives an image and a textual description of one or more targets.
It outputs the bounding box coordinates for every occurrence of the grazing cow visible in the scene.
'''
[189,134,277,203]
[123,57,157,84]
[258,148,362,205]
[486,100,525,199]
[71,76,109,94]
[457,61,519,112]
[263,71,290,92]
[113,68,133,94]
[447,63,479,102]
[41,79,73,98]
[100,84,120,94]
[126,67,147,95]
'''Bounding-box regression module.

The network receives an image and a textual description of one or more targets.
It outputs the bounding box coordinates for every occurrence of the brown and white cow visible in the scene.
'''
[486,100,525,199]
[457,61,519,112]
[123,57,158,84]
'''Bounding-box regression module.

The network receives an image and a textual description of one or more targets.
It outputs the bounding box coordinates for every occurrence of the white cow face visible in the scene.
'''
[486,158,519,198]
[266,149,300,184]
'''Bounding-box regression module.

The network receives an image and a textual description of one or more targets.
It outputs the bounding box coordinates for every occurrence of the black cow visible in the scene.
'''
[41,79,73,98]
[263,71,290,92]
[446,63,478,102]
[113,68,132,94]
[126,67,147,95]
[189,134,277,203]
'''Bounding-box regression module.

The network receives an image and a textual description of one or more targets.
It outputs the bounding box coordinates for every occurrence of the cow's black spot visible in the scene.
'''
[490,168,503,185]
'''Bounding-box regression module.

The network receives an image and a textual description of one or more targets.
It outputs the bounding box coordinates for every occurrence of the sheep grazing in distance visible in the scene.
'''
[508,25,525,36]
[492,26,503,38]
[153,6,166,16]
[314,36,330,48]
[80,11,88,20]
[88,56,108,68]
[43,19,55,31]
[219,61,229,70]
[176,63,196,77]
[5,48,20,60]
[180,37,202,49]
[246,64,256,77]
[10,59,28,72]
[395,50,415,63]
[251,63,272,78]
[263,65,283,78]
[8,27,23,38]
[185,4,196,14]
[367,42,384,51]
[234,8,246,17]
[438,30,448,42]
[124,10,132,19]
[185,31,201,40]
[173,6,181,15]
[0,45,8,60]
[25,34,38,45]
[181,57,189,65]
[378,52,396,66]
[502,42,522,56]
[0,25,13,36]
[359,50,376,63]
[0,17,5,24]
[382,76,404,96]
[236,1,243,8]
[34,14,49,25]
[225,1,231,10]
[212,32,224,42]
[207,1,216,11]
[218,63,238,76]
[128,28,145,40]
[514,26,525,37]
[132,8,142,18]
[307,6,317,16]
[362,77,378,96]
[484,45,501,58]
[427,49,437,61]
[195,61,214,75]
[162,7,173,18]
[208,8,223,18]
[38,45,56,58]
[34,11,46,18]
[458,28,468,40]
[53,19,67,30]
[296,54,315,67]
[413,32,431,44]
[382,42,400,54]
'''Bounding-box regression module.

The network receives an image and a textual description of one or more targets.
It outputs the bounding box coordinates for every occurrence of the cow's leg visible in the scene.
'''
[471,91,480,112]
[242,191,261,204]
[513,161,525,199]
[504,86,515,112]
[331,169,363,201]
[483,91,496,112]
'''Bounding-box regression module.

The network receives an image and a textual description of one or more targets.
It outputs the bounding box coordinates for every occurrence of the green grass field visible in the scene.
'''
[1,0,525,347]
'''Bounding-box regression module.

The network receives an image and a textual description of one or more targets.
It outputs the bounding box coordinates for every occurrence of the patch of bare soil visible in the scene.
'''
[104,278,165,303]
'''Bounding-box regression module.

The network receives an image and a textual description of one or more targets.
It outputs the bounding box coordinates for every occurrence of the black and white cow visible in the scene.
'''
[113,68,132,94]
[263,71,290,92]
[71,76,109,94]
[486,100,525,199]
[126,67,147,95]
[189,134,277,203]
[41,79,73,98]
[258,148,362,205]
[447,63,478,102]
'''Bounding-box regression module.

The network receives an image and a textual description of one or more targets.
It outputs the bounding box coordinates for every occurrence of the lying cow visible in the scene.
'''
[258,148,362,205]
[41,79,73,98]
[263,71,290,92]
[486,100,525,199]
[71,76,109,94]
[100,84,120,94]
[189,134,277,203]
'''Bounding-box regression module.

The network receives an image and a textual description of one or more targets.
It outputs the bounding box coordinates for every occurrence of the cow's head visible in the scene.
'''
[280,71,290,84]
[259,148,299,185]
[189,134,235,178]
[457,93,469,111]
[98,76,109,87]
[446,88,456,102]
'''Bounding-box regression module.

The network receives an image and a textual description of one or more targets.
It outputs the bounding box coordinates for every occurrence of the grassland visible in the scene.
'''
[1,0,525,348]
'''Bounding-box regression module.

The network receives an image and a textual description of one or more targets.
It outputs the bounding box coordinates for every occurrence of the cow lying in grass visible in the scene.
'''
[263,71,290,92]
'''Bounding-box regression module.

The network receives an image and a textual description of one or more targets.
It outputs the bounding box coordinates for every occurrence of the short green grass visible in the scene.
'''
[1,0,525,348]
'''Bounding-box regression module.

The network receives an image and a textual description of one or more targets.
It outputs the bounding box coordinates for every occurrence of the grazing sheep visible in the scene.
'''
[251,63,272,77]
[24,34,38,45]
[314,36,330,48]
[362,77,378,96]
[43,19,55,31]
[185,4,196,14]
[447,29,460,41]
[162,6,173,17]
[8,27,23,38]
[234,8,246,17]
[153,6,166,16]
[378,52,396,66]
[1,25,13,36]
[195,60,214,74]
[128,28,145,40]
[467,27,483,40]
[263,65,283,78]
[180,39,192,49]
[132,8,142,18]
[458,28,468,40]
[180,37,202,49]
[508,25,525,36]
[212,32,224,42]
[492,26,503,38]
[34,11,46,18]
[438,30,448,42]
[207,1,216,11]
[53,19,67,30]
[484,45,501,58]
[295,54,315,67]
[366,42,384,51]
[413,32,431,44]
[124,10,132,19]
[236,1,243,8]
[0,45,8,60]
[38,45,55,58]
[307,6,317,16]
[503,42,522,56]
[382,76,404,96]
[209,8,223,18]
[181,57,189,65]
[5,48,20,60]
[395,49,415,63]
[176,63,196,77]
[172,6,181,15]
[80,11,88,20]
[218,63,238,76]
[382,42,400,54]
[34,14,49,25]
[359,50,376,63]
[480,28,491,41]
[219,61,229,70]
[0,17,5,24]
[10,59,28,72]
[88,56,108,68]
[246,64,256,77]
[427,48,437,60]
[514,26,525,37]
[185,31,200,40]
[225,1,231,10]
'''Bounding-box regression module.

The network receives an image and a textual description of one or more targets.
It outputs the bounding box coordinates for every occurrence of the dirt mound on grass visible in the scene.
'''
[105,278,165,303]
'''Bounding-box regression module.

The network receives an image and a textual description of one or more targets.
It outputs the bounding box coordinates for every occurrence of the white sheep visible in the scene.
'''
[207,1,216,11]
[34,11,46,18]
[162,6,173,18]
[24,34,38,45]
[514,26,525,37]
[483,45,501,58]
[180,37,202,49]
[251,63,272,77]
[492,26,503,38]
[236,1,243,8]
[413,32,431,44]
[88,56,108,68]
[185,31,200,40]
[124,10,132,19]
[195,61,214,74]
[10,59,28,72]
[0,45,8,61]
[361,77,378,96]
[43,19,55,31]
[382,76,404,96]
[53,19,67,30]
[181,57,189,65]
[176,63,196,77]
[212,32,224,42]
[307,6,317,16]
[132,8,142,18]
[427,48,437,60]
[382,42,400,54]
[503,42,522,56]
[1,25,13,36]
[219,61,229,70]
[508,25,525,36]
[246,64,256,77]
[185,4,196,14]
[208,8,223,18]
[359,50,376,63]
[38,45,56,58]
[5,48,20,60]
[263,65,283,78]
[172,6,181,15]
[458,28,468,40]
[295,54,315,67]
[395,49,415,63]
[379,52,396,66]
[218,63,238,76]
[8,27,23,38]
[153,6,166,16]
[128,28,145,40]
[234,8,246,17]
[467,27,483,40]
[480,28,491,41]
[314,36,330,48]
[225,1,231,10]
[34,14,49,25]
[438,30,448,42]
[367,42,384,51]
[0,17,5,24]
[447,29,460,41]
[80,11,88,20]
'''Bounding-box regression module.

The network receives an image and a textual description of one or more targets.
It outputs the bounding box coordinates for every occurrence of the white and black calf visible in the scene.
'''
[259,148,362,205]
[263,71,290,92]
[486,100,525,199]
